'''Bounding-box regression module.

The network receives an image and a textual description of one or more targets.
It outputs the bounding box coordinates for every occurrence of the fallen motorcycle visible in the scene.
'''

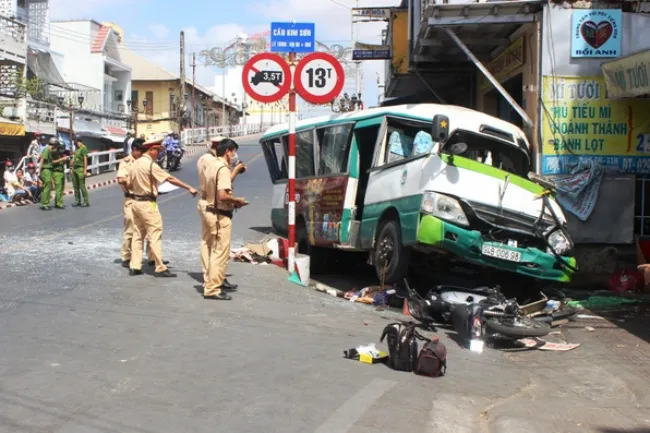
[404,279,552,344]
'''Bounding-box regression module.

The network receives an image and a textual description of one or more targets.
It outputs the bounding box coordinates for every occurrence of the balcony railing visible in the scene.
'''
[0,15,27,64]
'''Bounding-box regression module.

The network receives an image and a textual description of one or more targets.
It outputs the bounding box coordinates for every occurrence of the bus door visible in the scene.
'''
[291,123,355,247]
[260,135,289,234]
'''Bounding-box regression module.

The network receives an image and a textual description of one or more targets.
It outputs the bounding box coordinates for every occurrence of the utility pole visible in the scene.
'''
[221,67,226,130]
[191,52,196,145]
[179,31,186,135]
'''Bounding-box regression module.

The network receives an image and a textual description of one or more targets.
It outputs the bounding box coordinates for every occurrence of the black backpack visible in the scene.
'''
[380,322,420,372]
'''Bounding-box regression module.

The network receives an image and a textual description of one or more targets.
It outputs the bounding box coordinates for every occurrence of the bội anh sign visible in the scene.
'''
[540,76,650,175]
[571,9,622,58]
[0,122,25,136]
[479,38,525,93]
[601,48,650,99]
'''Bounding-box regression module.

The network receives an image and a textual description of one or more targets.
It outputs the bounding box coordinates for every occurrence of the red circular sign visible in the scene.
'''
[242,53,291,104]
[294,52,345,105]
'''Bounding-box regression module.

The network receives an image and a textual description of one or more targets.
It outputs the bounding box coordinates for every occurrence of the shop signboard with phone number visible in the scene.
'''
[541,75,650,174]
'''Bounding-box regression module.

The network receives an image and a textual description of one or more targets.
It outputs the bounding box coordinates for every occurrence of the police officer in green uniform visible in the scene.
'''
[51,140,70,209]
[71,138,89,207]
[39,137,63,210]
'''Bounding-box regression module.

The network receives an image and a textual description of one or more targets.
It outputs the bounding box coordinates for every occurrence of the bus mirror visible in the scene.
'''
[446,142,468,156]
[431,115,449,144]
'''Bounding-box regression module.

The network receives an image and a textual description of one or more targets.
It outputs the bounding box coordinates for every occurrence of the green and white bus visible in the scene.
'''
[259,103,577,284]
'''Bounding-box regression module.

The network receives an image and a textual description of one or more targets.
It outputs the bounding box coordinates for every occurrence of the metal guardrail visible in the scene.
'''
[179,121,277,145]
[13,149,123,176]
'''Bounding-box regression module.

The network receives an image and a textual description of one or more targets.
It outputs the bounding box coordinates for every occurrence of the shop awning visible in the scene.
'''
[26,49,71,89]
[414,0,544,128]
[0,121,25,136]
[601,48,650,99]
[102,126,127,144]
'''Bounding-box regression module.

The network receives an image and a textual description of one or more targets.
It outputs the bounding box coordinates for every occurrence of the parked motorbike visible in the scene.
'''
[404,279,552,344]
[166,148,183,172]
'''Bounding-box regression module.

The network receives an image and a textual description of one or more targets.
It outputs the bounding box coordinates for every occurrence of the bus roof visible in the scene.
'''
[260,103,529,149]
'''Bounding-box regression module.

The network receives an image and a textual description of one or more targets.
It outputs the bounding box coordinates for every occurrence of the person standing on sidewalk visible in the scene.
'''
[39,137,65,211]
[202,139,248,301]
[126,138,198,277]
[71,138,89,207]
[51,141,69,209]
[117,139,155,268]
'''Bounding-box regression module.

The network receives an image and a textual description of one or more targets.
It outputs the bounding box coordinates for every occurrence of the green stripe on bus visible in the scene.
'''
[440,154,544,194]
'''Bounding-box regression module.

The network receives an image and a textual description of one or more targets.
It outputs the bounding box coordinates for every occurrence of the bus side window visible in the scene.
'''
[296,130,316,178]
[316,124,353,176]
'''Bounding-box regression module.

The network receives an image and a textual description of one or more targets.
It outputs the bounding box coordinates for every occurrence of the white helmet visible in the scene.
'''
[167,130,173,135]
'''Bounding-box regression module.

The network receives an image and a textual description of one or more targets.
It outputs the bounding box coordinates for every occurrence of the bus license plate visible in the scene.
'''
[481,245,521,262]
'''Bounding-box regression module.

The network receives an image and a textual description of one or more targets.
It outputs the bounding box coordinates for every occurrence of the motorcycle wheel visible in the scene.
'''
[485,317,551,338]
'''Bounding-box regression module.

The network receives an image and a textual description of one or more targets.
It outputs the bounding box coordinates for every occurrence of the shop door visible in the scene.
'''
[497,74,523,128]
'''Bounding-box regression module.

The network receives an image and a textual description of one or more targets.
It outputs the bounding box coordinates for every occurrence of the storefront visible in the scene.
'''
[0,121,26,163]
[539,5,650,247]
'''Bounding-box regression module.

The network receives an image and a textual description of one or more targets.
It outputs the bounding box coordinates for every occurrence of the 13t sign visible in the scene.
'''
[294,52,345,105]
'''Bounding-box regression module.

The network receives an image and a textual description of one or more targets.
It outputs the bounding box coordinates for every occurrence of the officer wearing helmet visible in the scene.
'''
[39,137,69,210]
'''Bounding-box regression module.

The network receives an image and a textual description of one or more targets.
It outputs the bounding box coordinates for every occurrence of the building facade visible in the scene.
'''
[383,0,650,280]
[0,0,60,161]
[118,46,241,142]
[49,20,131,151]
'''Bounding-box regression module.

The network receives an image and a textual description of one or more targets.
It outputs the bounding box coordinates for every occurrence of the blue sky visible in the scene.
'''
[50,0,394,114]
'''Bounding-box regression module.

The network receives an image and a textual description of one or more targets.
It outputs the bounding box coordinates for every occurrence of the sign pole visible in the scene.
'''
[287,51,297,276]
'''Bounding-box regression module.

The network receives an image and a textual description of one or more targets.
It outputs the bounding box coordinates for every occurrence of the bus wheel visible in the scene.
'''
[373,219,410,284]
[296,221,332,275]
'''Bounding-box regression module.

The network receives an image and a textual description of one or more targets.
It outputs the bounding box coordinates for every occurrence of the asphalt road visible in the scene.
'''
[1,135,648,433]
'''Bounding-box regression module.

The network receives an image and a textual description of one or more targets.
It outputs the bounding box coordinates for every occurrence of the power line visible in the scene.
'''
[327,0,351,9]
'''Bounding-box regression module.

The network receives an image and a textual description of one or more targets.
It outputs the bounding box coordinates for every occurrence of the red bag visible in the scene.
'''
[609,268,642,293]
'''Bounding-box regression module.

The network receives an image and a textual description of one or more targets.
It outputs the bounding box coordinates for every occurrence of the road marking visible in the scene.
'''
[0,152,266,254]
[313,379,396,433]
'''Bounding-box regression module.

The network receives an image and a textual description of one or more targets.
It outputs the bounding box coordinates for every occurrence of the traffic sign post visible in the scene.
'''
[241,52,291,104]
[294,52,345,105]
[270,22,315,53]
[286,52,297,281]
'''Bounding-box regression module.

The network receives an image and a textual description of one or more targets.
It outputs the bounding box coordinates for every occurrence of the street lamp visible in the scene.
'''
[78,95,84,106]
[57,94,75,152]
[126,99,137,135]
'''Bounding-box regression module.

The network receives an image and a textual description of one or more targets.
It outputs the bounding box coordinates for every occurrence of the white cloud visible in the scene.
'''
[48,0,133,20]
[147,24,169,40]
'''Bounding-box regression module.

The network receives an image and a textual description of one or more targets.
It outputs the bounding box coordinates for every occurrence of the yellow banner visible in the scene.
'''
[479,38,525,93]
[541,76,650,174]
[601,48,650,99]
[0,122,25,136]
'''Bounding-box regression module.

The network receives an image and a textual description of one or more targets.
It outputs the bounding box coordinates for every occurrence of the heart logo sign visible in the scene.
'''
[580,20,613,49]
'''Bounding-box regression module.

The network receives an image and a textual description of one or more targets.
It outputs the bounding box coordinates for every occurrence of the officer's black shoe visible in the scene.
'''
[71,203,81,207]
[148,260,170,266]
[81,203,89,207]
[129,269,143,276]
[40,206,51,211]
[222,279,238,291]
[121,260,130,268]
[54,205,65,209]
[155,270,177,278]
[204,293,232,301]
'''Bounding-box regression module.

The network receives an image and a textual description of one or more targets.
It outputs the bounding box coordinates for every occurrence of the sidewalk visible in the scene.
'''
[0,145,206,211]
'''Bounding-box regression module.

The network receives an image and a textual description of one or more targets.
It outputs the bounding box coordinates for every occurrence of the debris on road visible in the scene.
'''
[343,343,388,364]
[567,296,641,310]
[517,338,581,351]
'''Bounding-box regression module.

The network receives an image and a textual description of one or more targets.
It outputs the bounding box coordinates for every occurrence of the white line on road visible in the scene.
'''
[313,378,396,433]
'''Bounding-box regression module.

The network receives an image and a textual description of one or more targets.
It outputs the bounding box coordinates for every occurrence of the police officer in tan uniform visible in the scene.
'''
[127,138,198,277]
[197,136,246,291]
[203,138,248,300]
[117,139,156,267]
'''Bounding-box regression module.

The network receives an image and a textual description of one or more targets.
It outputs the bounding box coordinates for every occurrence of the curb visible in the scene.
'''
[0,147,205,211]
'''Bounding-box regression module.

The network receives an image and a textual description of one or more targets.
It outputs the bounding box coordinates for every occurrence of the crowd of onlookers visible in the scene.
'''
[1,133,49,206]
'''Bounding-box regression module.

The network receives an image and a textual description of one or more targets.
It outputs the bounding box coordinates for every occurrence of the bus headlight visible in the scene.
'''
[547,230,572,255]
[421,192,469,227]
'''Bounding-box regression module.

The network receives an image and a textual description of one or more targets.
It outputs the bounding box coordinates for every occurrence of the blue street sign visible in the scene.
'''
[270,22,315,53]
